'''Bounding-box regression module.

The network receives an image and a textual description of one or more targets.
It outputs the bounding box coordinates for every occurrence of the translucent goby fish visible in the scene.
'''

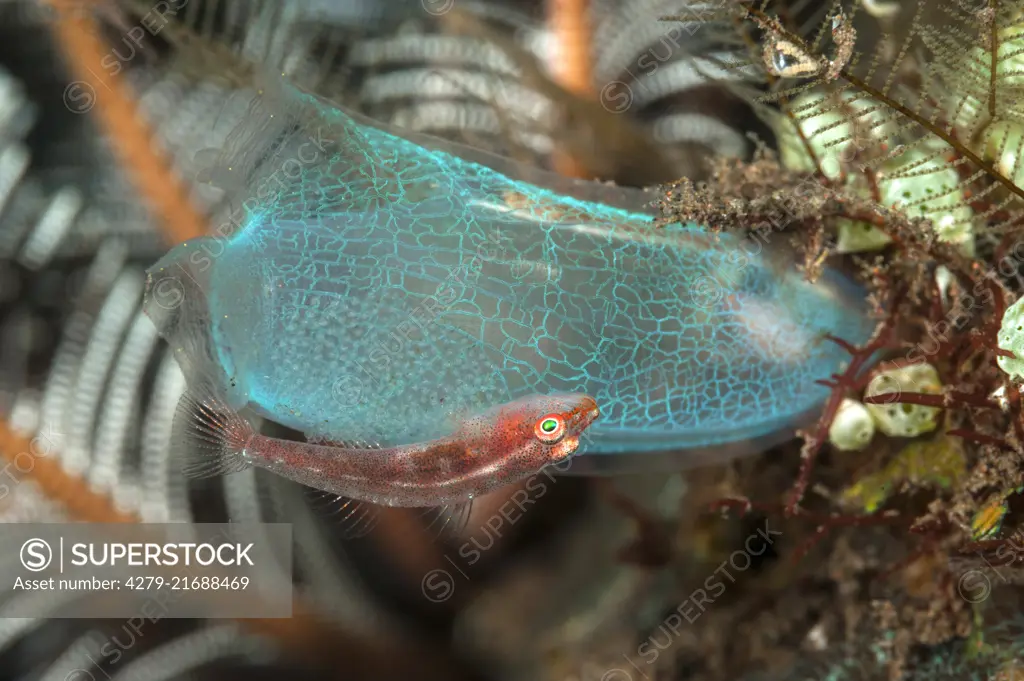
[176,379,599,533]
[143,73,873,473]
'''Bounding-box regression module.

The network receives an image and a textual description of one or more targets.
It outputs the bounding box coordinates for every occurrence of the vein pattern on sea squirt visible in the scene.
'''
[142,75,873,461]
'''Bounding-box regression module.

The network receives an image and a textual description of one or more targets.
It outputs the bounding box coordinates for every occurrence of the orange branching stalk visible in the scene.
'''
[43,0,208,245]
[547,0,595,178]
[0,420,136,522]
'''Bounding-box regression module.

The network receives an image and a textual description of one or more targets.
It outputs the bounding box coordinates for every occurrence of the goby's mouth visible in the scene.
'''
[574,396,600,431]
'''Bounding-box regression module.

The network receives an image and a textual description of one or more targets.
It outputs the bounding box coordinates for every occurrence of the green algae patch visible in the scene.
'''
[842,436,966,513]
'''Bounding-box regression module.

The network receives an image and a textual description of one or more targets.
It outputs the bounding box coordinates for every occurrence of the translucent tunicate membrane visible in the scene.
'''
[143,74,874,460]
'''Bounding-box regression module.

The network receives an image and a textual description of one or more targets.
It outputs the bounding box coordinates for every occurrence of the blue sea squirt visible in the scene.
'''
[142,75,874,469]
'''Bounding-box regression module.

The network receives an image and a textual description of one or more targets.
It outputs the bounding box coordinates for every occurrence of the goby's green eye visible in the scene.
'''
[535,414,566,443]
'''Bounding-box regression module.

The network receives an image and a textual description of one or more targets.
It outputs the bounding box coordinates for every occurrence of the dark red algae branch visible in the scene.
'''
[709,498,906,565]
[1004,381,1024,447]
[593,479,674,568]
[948,428,1010,450]
[788,510,903,565]
[875,519,949,582]
[862,391,1002,410]
[785,288,905,516]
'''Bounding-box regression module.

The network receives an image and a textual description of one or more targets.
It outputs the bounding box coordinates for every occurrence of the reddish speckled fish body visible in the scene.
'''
[177,388,599,508]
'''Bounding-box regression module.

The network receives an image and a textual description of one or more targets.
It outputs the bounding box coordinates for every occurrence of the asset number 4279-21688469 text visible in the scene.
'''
[124,576,251,590]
